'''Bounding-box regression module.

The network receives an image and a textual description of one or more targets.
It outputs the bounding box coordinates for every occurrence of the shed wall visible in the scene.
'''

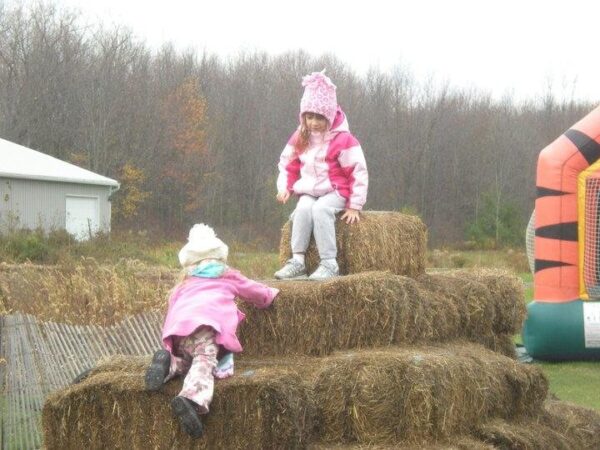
[0,177,113,235]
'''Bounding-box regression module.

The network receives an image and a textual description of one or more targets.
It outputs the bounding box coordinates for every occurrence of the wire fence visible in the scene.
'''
[0,312,163,449]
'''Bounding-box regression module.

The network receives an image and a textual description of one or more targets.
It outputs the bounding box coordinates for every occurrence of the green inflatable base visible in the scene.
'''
[523,300,600,361]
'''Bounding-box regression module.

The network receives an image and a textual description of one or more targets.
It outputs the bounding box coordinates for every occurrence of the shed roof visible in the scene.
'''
[0,137,119,188]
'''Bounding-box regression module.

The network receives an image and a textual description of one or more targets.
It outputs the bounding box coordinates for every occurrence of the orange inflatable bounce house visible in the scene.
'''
[524,106,600,359]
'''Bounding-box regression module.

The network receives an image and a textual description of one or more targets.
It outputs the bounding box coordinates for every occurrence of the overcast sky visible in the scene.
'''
[18,0,600,102]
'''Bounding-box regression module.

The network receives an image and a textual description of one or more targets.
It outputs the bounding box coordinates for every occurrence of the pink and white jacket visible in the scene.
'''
[161,269,279,354]
[277,107,368,210]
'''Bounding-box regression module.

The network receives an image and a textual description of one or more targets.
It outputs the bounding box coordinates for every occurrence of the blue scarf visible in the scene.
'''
[188,261,227,278]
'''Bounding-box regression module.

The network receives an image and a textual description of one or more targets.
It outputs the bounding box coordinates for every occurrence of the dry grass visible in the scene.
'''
[427,248,530,274]
[0,259,175,325]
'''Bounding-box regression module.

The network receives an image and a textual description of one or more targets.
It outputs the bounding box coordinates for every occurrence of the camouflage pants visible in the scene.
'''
[167,326,218,414]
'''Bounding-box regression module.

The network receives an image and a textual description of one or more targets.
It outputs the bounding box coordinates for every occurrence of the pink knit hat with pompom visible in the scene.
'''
[300,70,337,126]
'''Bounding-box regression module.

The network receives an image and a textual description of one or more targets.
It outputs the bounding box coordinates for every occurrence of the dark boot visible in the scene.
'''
[171,396,204,438]
[72,367,92,384]
[145,349,171,391]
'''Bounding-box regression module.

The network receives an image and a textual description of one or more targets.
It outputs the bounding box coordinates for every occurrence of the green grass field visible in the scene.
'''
[536,361,600,409]
[516,273,600,411]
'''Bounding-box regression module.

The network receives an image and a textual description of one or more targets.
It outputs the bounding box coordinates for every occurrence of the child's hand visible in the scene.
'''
[276,191,291,203]
[341,208,360,224]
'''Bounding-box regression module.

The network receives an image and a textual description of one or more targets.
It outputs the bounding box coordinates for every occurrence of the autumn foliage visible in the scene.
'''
[160,78,210,217]
[113,164,151,220]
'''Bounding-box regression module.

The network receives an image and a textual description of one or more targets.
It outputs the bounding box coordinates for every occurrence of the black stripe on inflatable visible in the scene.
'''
[536,186,569,198]
[535,222,578,241]
[534,259,572,272]
[565,129,600,165]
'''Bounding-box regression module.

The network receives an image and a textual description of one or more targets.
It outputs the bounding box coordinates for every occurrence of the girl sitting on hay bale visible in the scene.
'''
[145,224,279,438]
[275,70,368,281]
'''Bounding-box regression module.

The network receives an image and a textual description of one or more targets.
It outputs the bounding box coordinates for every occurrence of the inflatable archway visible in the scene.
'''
[523,106,600,360]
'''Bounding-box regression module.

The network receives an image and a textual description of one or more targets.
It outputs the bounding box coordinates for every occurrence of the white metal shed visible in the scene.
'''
[0,137,120,240]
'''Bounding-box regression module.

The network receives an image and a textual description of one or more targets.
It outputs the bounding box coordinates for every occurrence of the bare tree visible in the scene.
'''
[0,2,595,245]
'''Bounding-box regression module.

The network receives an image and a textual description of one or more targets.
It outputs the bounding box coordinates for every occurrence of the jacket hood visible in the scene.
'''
[329,106,349,132]
[298,106,349,133]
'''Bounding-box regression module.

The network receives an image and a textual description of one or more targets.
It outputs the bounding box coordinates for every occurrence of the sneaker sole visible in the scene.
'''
[145,350,171,391]
[308,274,339,281]
[274,274,308,280]
[171,396,203,438]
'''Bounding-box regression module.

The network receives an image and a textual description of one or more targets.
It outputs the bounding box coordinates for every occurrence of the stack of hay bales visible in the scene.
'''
[43,212,600,449]
[238,270,523,358]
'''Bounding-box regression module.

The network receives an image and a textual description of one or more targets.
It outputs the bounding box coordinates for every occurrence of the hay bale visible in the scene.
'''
[310,400,600,450]
[279,211,427,277]
[45,350,575,450]
[471,399,600,450]
[468,400,600,450]
[472,419,571,449]
[309,437,494,449]
[43,357,315,450]
[419,270,526,336]
[240,272,522,357]
[240,272,456,357]
[442,269,526,335]
[540,400,600,449]
[475,334,516,359]
[310,399,600,449]
[312,342,547,445]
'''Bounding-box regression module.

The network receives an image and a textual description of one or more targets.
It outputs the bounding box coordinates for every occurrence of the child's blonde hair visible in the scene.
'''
[294,118,311,154]
[294,112,328,154]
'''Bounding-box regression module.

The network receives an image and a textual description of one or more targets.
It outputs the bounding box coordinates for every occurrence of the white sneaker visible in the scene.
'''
[308,260,339,281]
[274,259,308,280]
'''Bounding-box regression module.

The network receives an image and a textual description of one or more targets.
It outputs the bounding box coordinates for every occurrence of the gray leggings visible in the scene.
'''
[291,192,346,260]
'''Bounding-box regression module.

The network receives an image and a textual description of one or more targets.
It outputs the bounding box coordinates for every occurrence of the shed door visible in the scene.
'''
[66,196,99,241]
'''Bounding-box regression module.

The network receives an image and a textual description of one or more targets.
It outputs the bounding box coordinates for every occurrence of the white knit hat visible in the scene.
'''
[178,224,229,267]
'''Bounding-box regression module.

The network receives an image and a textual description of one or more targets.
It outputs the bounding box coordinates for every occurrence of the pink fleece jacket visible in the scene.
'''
[276,107,368,210]
[161,269,279,354]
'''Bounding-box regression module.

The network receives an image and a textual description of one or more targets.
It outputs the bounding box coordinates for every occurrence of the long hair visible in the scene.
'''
[294,116,310,154]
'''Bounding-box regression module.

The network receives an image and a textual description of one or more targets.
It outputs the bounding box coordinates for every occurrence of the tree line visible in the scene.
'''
[0,3,595,247]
